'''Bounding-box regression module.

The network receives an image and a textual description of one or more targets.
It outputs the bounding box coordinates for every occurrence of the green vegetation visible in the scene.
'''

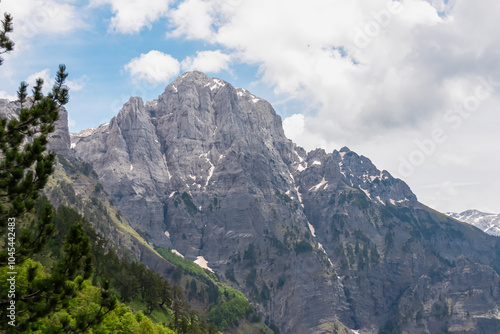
[181,192,200,215]
[294,240,313,254]
[370,245,381,264]
[0,258,172,333]
[208,197,221,212]
[331,214,347,235]
[0,13,14,65]
[243,243,259,266]
[378,317,401,334]
[0,64,69,265]
[431,300,448,320]
[277,274,286,289]
[328,193,336,205]
[345,243,355,265]
[45,201,220,333]
[0,259,117,333]
[385,204,412,223]
[246,268,257,287]
[157,248,218,281]
[265,235,287,255]
[336,190,371,210]
[207,293,253,330]
[225,268,237,283]
[384,231,394,251]
[352,191,370,210]
[156,247,271,332]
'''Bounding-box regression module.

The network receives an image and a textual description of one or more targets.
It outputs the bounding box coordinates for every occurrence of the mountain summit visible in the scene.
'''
[65,71,500,333]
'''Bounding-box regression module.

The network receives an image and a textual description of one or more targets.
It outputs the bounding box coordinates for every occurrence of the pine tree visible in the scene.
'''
[0,13,115,332]
[0,8,66,264]
[0,12,14,65]
[142,271,161,315]
[158,276,172,309]
[172,285,189,333]
[0,64,69,265]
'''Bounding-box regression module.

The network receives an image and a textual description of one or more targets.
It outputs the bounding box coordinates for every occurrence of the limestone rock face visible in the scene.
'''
[47,106,72,156]
[0,99,19,119]
[62,72,500,333]
[72,96,169,242]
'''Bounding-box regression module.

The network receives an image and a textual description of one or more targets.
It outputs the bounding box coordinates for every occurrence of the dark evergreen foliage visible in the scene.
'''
[0,64,69,265]
[0,22,116,332]
[0,12,14,65]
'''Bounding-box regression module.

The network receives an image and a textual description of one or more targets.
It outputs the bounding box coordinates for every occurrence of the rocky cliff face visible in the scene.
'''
[447,210,500,237]
[47,105,72,156]
[294,147,500,333]
[0,99,18,119]
[0,98,72,156]
[64,71,500,333]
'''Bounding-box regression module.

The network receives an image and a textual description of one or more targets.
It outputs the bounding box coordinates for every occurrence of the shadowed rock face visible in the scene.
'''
[66,71,500,333]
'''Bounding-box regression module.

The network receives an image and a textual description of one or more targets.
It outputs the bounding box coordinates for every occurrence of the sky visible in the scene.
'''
[0,0,499,214]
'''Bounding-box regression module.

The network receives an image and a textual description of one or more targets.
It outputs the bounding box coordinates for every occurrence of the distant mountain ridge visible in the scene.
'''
[2,72,500,333]
[447,210,500,236]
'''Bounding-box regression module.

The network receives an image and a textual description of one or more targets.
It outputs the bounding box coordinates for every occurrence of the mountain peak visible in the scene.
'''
[176,70,211,82]
[168,71,231,92]
[59,71,500,334]
[339,146,351,153]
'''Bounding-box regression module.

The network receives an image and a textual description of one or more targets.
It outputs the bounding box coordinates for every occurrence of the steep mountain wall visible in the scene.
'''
[58,72,500,333]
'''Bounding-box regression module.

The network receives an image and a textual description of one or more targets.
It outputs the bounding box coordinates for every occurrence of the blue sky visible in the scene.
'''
[1,0,500,214]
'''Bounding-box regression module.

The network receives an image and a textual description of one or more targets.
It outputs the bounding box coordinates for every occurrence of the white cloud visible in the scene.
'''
[166,0,499,141]
[0,91,17,101]
[167,0,215,40]
[283,113,334,152]
[2,0,85,40]
[26,69,54,95]
[124,50,180,85]
[283,114,305,139]
[213,0,456,140]
[90,0,170,34]
[181,50,231,73]
[164,0,500,212]
[67,75,90,92]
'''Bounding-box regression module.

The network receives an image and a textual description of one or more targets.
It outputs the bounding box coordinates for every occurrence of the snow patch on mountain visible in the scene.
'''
[447,210,500,236]
[172,249,184,258]
[309,177,328,192]
[208,78,226,91]
[194,256,214,272]
[308,222,316,237]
